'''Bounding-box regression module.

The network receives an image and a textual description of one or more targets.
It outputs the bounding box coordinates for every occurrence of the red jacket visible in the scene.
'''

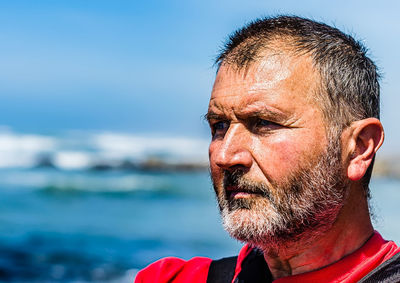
[135,232,400,283]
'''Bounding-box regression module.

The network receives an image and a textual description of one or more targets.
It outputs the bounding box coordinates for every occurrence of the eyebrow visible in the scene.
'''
[205,108,288,123]
[204,112,224,122]
[237,109,288,121]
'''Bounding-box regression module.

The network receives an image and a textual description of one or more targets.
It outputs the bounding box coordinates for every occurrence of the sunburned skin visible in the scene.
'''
[250,55,291,93]
[208,49,382,279]
[208,52,326,184]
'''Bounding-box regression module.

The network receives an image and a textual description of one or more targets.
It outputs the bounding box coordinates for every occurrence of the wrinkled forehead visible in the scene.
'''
[212,55,289,96]
[211,51,321,104]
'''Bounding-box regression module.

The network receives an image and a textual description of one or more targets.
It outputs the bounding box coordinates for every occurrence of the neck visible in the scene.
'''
[259,184,373,279]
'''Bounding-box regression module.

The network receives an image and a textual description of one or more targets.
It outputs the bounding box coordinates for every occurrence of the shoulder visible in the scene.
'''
[134,256,213,283]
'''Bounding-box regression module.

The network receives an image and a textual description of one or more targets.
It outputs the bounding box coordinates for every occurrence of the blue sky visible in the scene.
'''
[0,0,399,153]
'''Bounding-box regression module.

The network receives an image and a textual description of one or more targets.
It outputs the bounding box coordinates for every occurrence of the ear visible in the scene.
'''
[345,118,384,181]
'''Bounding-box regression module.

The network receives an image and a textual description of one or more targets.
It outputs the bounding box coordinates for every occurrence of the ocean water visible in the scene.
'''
[0,131,399,282]
[0,168,241,282]
[0,168,399,282]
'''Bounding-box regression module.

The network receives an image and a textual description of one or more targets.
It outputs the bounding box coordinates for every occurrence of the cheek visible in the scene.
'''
[251,134,316,181]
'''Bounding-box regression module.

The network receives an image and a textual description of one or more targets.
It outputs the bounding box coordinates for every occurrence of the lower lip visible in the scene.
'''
[229,191,255,198]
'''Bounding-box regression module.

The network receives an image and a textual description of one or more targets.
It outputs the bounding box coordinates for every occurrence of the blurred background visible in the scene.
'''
[0,0,399,282]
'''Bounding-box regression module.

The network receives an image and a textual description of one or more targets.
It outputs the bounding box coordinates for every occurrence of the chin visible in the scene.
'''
[221,205,280,245]
[221,202,342,249]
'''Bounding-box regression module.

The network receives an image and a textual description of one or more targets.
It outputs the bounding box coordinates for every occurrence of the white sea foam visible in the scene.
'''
[0,129,209,169]
[0,170,169,192]
[92,132,209,162]
[0,132,56,168]
[53,151,92,170]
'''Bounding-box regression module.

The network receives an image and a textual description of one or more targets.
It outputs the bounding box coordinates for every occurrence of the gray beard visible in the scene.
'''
[212,139,349,249]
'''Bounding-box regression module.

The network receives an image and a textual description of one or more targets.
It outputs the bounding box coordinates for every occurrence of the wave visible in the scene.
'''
[0,129,209,170]
[0,131,56,168]
[0,170,179,194]
[92,133,209,161]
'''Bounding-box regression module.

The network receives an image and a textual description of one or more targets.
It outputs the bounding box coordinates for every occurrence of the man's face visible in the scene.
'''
[207,52,348,246]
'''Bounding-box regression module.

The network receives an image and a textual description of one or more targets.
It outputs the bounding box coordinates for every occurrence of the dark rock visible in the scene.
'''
[33,154,56,169]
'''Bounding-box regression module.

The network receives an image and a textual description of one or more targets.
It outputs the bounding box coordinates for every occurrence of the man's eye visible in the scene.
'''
[254,119,280,130]
[214,121,228,130]
[211,121,229,136]
[257,119,273,126]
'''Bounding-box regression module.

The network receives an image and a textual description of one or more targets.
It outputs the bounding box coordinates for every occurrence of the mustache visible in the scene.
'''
[223,170,271,197]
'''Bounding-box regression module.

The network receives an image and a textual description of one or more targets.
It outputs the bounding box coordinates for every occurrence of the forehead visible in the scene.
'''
[209,51,321,112]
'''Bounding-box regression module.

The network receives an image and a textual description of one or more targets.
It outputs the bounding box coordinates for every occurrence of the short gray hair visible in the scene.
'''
[215,15,380,194]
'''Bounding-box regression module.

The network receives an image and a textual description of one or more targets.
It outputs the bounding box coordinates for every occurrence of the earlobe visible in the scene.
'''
[346,118,384,181]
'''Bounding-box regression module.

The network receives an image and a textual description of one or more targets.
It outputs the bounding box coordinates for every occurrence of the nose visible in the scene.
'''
[211,124,253,171]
